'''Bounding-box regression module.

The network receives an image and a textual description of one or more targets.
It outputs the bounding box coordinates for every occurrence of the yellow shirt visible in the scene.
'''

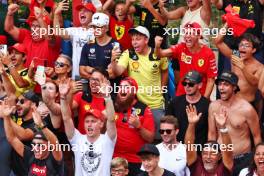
[8,68,36,97]
[118,49,168,109]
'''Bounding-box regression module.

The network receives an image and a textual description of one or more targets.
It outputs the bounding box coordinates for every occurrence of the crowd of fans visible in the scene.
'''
[0,0,264,175]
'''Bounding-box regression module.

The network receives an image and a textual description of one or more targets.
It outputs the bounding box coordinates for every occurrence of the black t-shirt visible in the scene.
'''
[135,3,167,48]
[166,95,209,145]
[222,0,264,49]
[138,169,176,176]
[23,146,64,176]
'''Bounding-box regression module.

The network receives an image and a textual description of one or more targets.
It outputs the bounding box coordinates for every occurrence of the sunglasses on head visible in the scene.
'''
[182,81,195,87]
[55,61,68,68]
[16,98,26,104]
[159,129,173,134]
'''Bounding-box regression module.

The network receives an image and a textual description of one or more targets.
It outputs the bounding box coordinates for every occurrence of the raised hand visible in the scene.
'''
[155,36,163,48]
[214,107,228,129]
[7,4,20,16]
[72,80,83,93]
[45,67,55,77]
[231,55,245,70]
[59,79,71,97]
[0,99,16,118]
[186,104,202,124]
[54,0,70,15]
[140,0,152,9]
[34,6,43,19]
[32,105,43,126]
[158,0,166,8]
[99,78,111,98]
[0,52,12,66]
[111,47,121,62]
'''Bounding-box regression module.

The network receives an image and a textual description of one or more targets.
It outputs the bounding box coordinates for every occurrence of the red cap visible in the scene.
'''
[84,108,104,121]
[120,77,138,94]
[26,14,51,26]
[0,35,7,44]
[76,3,96,13]
[184,22,202,36]
[9,43,26,54]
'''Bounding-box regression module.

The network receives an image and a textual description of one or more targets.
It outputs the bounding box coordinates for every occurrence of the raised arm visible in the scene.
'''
[100,78,117,141]
[204,77,215,99]
[140,0,167,26]
[5,4,20,41]
[213,24,232,59]
[211,0,223,9]
[200,0,211,25]
[259,67,264,96]
[185,104,202,166]
[59,80,75,139]
[1,100,24,157]
[159,0,186,20]
[207,102,218,140]
[155,36,173,58]
[32,106,63,161]
[53,0,71,40]
[109,48,127,78]
[214,107,233,172]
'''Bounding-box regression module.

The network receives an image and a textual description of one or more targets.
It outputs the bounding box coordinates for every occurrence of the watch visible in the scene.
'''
[35,122,47,131]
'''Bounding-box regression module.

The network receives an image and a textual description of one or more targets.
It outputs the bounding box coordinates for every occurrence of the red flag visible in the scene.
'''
[222,5,255,37]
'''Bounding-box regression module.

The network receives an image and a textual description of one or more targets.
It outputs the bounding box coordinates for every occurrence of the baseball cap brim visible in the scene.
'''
[128,28,149,38]
[84,109,104,121]
[9,44,26,54]
[76,3,96,13]
[215,78,240,92]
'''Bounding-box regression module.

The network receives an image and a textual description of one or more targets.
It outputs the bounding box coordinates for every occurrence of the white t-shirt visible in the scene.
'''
[156,143,190,176]
[69,129,116,176]
[239,168,257,176]
[65,27,94,79]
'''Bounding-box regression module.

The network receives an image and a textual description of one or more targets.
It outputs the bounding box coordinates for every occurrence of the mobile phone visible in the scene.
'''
[0,45,7,55]
[36,66,45,76]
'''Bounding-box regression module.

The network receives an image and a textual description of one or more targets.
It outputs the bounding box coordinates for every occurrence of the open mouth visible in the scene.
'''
[80,14,87,21]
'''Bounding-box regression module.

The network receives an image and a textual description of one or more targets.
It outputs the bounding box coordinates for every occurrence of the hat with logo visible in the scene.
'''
[128,26,150,39]
[183,70,202,84]
[9,43,26,54]
[76,3,96,13]
[215,71,240,91]
[84,108,104,121]
[137,144,160,156]
[90,13,109,27]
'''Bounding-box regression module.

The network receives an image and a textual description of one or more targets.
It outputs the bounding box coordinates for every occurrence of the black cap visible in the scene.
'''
[215,71,240,91]
[22,90,40,105]
[183,70,202,83]
[137,144,160,156]
[33,130,48,141]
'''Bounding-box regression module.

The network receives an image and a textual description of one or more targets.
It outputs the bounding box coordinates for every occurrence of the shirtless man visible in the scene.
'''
[208,71,262,176]
[259,67,264,97]
[214,24,263,103]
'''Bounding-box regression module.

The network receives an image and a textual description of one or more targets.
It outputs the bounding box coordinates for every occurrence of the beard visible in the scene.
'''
[114,93,135,112]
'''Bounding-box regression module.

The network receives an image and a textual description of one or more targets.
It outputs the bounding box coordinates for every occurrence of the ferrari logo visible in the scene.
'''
[115,25,125,40]
[198,59,204,67]
[84,104,91,111]
[135,108,141,116]
[132,61,139,70]
[114,114,119,121]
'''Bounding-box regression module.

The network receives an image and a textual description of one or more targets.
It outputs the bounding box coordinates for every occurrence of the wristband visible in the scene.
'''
[35,122,47,131]
[219,127,228,133]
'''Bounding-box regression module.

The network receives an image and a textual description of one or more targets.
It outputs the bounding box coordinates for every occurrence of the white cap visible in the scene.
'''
[128,26,150,38]
[90,13,109,27]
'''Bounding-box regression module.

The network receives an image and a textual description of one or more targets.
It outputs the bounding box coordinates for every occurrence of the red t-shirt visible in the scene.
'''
[170,43,217,96]
[18,29,61,68]
[113,101,155,163]
[189,157,232,176]
[73,92,105,134]
[109,16,133,50]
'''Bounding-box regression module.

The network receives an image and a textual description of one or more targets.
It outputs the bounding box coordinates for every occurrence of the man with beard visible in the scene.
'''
[214,25,263,103]
[54,2,96,79]
[113,77,155,176]
[4,3,61,68]
[155,22,217,99]
[59,76,117,176]
[186,104,233,176]
[208,71,262,175]
[166,70,209,146]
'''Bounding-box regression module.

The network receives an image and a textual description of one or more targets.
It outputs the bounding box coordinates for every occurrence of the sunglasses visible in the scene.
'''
[55,61,69,68]
[182,81,195,87]
[16,98,26,104]
[159,129,174,134]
